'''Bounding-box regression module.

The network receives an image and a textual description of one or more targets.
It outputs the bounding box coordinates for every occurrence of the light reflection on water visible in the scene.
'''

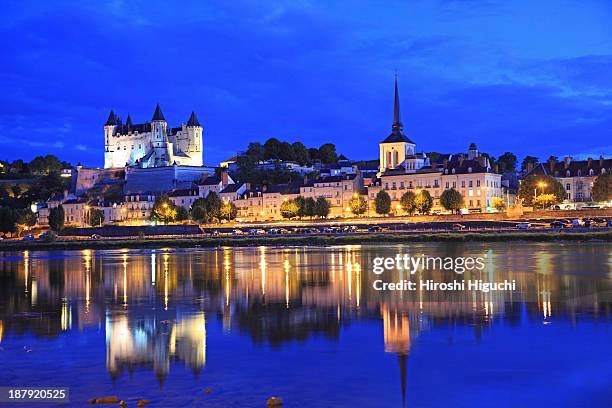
[0,242,610,407]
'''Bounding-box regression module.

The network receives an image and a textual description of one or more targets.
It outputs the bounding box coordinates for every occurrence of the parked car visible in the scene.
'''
[232,229,246,235]
[278,228,291,234]
[91,234,102,240]
[516,223,531,229]
[549,221,568,228]
[452,223,466,230]
[368,226,382,232]
[22,234,35,241]
[571,219,585,227]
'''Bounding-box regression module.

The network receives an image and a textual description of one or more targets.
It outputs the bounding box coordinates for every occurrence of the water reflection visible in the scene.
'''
[0,243,610,404]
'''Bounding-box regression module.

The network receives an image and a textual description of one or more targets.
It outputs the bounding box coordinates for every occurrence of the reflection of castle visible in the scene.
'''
[105,312,206,383]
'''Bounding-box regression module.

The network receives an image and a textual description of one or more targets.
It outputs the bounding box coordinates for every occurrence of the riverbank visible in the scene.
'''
[1,230,610,251]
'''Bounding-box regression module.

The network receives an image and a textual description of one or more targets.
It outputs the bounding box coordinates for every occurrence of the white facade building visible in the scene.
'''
[104,104,203,169]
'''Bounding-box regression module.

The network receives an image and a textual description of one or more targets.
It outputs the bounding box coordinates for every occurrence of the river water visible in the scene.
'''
[0,242,610,407]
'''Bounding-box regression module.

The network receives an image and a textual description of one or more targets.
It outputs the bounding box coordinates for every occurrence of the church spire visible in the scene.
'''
[152,103,166,122]
[392,74,402,133]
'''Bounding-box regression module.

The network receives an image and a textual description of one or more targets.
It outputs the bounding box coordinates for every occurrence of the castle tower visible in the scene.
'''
[104,110,119,168]
[185,111,203,166]
[379,76,416,175]
[468,143,479,160]
[151,104,172,166]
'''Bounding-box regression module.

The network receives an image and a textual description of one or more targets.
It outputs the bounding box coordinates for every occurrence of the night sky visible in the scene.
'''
[1,0,611,167]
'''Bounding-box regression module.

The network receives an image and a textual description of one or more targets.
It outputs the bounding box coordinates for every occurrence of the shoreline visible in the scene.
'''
[1,230,610,251]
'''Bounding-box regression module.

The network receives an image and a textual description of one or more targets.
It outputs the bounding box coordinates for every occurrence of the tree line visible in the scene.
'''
[150,192,237,224]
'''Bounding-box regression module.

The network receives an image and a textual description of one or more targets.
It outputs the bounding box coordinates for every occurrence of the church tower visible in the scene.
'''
[378,76,416,175]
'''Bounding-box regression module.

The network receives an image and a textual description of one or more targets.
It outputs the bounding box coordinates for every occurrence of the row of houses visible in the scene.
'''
[36,150,609,227]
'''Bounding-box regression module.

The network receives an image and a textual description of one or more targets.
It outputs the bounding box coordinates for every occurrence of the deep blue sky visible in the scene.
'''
[1,0,611,167]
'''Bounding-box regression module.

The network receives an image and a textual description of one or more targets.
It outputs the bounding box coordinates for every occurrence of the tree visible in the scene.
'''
[313,196,331,218]
[439,188,464,214]
[303,197,316,218]
[415,190,433,214]
[264,138,283,160]
[15,209,37,235]
[279,142,296,162]
[518,174,564,207]
[497,152,517,172]
[86,208,105,227]
[29,155,62,175]
[205,192,223,222]
[190,198,208,224]
[591,173,612,202]
[348,194,367,216]
[49,205,65,231]
[534,193,557,209]
[374,190,391,215]
[294,196,307,218]
[176,206,190,221]
[246,142,265,161]
[292,142,309,165]
[151,195,177,224]
[0,207,18,234]
[318,143,337,164]
[219,201,237,221]
[400,191,417,215]
[521,156,539,172]
[491,197,506,212]
[280,199,300,219]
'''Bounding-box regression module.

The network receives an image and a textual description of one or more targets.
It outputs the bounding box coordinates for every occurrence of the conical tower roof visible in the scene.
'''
[187,111,201,127]
[105,110,117,126]
[152,103,166,121]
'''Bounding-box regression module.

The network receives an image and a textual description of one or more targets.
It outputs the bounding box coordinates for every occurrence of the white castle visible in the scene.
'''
[104,104,203,168]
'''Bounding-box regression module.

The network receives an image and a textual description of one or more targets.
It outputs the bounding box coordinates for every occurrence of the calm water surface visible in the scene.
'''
[0,242,610,407]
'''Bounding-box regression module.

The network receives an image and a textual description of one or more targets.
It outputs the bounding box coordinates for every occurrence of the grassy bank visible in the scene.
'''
[0,230,610,251]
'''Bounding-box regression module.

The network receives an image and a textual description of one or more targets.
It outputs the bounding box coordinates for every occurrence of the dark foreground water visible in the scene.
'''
[0,242,610,407]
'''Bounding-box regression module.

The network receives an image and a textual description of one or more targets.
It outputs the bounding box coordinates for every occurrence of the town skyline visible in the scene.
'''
[2,1,612,167]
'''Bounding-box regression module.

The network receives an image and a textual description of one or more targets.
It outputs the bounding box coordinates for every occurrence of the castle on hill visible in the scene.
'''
[104,104,203,169]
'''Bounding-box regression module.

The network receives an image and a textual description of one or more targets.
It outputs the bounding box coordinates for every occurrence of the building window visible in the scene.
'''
[462,181,466,188]
[566,183,571,190]
[476,180,480,187]
[469,181,473,187]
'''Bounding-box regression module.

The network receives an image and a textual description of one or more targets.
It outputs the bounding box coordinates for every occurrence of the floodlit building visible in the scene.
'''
[104,104,203,168]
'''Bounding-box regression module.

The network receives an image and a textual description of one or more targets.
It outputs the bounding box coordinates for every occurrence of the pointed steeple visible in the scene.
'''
[105,110,117,126]
[186,111,201,127]
[392,74,402,133]
[152,103,166,122]
[126,114,133,126]
[380,75,413,144]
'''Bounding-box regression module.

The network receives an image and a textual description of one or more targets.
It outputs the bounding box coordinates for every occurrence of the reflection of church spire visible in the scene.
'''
[398,353,407,408]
